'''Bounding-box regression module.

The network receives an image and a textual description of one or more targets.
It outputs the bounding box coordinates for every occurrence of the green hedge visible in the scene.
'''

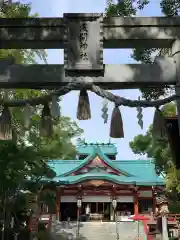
[169,202,180,213]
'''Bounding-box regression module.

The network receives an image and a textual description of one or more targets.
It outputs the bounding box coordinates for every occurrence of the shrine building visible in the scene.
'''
[41,140,164,221]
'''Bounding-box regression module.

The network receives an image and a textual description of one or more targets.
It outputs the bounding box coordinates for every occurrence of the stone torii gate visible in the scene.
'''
[0,15,178,239]
[1,14,180,127]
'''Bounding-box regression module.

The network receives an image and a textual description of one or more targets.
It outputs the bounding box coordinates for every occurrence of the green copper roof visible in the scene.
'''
[45,142,164,187]
[46,160,164,186]
[60,146,130,177]
[48,173,163,186]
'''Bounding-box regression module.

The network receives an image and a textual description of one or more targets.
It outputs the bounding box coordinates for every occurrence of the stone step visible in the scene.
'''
[51,221,147,240]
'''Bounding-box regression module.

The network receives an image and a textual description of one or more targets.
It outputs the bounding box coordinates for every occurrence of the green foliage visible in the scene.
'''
[129,125,172,172]
[129,103,180,195]
[169,202,180,213]
[105,0,179,100]
[0,1,83,205]
[129,128,152,156]
[106,0,150,16]
[11,191,33,213]
[27,116,83,160]
[106,0,136,16]
[0,2,47,64]
[40,189,56,213]
[38,231,50,240]
[162,103,177,117]
[129,103,176,172]
[165,164,180,193]
[160,0,180,16]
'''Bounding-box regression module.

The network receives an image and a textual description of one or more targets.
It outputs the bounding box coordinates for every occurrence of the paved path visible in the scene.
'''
[51,221,147,240]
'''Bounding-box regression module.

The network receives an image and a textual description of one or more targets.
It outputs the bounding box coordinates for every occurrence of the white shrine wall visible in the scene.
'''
[61,195,135,202]
[139,191,152,198]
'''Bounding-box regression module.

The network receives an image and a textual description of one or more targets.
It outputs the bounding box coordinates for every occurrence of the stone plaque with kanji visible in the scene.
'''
[64,13,104,76]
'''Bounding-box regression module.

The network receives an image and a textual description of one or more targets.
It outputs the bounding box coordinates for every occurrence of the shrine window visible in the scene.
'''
[106,155,116,160]
[139,199,153,213]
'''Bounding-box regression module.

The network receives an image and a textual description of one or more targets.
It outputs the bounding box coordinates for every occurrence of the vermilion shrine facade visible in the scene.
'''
[41,140,164,221]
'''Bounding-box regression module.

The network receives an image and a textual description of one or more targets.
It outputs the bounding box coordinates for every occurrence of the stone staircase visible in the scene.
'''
[50,221,147,240]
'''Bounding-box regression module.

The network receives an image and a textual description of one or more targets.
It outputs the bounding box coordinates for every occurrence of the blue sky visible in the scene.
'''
[29,0,162,160]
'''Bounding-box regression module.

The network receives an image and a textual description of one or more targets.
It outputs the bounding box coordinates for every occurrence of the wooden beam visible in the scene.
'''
[0,57,176,89]
[1,17,180,49]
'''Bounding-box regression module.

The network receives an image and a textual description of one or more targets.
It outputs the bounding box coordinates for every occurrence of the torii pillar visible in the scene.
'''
[172,40,180,136]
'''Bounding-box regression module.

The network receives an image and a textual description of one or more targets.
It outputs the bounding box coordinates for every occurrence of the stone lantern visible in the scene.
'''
[155,193,169,239]
[77,199,82,209]
[156,194,169,215]
[112,199,117,210]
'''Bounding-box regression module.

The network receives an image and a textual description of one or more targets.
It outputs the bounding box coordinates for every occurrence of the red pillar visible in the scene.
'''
[134,191,139,215]
[152,188,156,215]
[56,188,61,221]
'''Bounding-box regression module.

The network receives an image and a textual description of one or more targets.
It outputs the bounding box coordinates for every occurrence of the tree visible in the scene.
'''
[0,1,47,64]
[0,1,84,227]
[105,0,179,100]
[129,103,176,171]
[129,103,180,196]
[0,1,83,157]
[0,1,83,209]
[129,124,172,173]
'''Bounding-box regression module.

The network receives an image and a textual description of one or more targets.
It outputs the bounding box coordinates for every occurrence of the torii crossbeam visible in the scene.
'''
[1,14,180,90]
[1,13,180,141]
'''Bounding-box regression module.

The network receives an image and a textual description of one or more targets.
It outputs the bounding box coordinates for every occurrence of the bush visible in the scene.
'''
[169,202,180,213]
[0,228,31,240]
[37,230,50,240]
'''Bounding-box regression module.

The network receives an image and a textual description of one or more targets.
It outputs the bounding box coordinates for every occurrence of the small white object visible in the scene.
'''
[77,199,82,208]
[85,204,90,214]
[112,199,117,209]
[10,217,14,228]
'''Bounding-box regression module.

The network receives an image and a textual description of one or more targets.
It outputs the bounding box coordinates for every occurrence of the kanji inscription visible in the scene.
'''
[79,22,88,61]
[64,13,104,76]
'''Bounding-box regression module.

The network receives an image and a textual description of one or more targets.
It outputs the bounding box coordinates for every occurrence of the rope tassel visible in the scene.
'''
[0,106,12,140]
[152,108,167,141]
[40,103,53,137]
[77,89,91,120]
[110,105,124,138]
